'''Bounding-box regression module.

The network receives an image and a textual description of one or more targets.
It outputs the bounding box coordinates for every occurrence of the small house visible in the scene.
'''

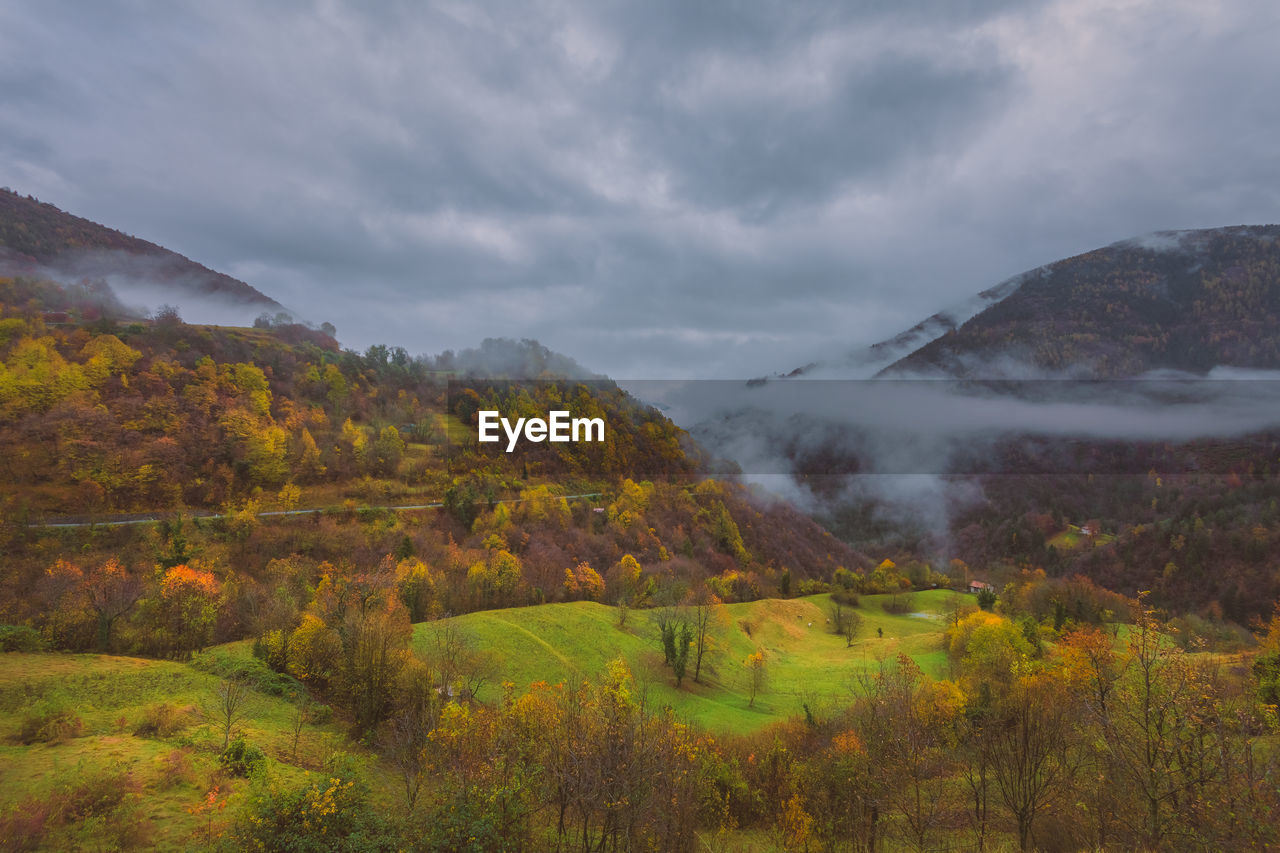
[968,580,992,594]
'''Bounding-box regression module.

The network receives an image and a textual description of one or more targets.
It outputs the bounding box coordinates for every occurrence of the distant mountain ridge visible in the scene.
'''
[883,225,1280,377]
[785,225,1280,381]
[705,225,1280,620]
[0,188,283,311]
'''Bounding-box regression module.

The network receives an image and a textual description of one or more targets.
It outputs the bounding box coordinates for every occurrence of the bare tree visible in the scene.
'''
[83,560,142,652]
[1102,599,1226,849]
[690,595,723,683]
[203,677,255,750]
[988,676,1077,851]
[383,709,428,812]
[958,710,995,852]
[289,692,311,762]
[853,655,954,851]
[831,600,862,647]
[423,621,497,700]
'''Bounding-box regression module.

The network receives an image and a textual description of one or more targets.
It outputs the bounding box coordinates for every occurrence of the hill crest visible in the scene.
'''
[0,188,284,313]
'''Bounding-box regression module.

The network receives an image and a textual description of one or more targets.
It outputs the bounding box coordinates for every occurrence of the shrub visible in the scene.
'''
[219,736,266,777]
[0,771,145,851]
[57,769,140,820]
[157,748,197,789]
[57,770,149,850]
[19,698,83,744]
[0,625,46,652]
[832,567,861,593]
[795,579,830,596]
[420,789,510,852]
[0,796,53,852]
[1168,613,1255,652]
[133,702,191,738]
[976,587,998,611]
[228,764,396,852]
[253,629,290,673]
[830,588,859,607]
[191,647,300,696]
[881,591,916,615]
[304,702,333,725]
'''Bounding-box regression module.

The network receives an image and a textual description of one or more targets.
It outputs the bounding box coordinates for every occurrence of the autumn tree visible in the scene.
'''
[1103,599,1228,848]
[667,620,694,687]
[340,594,413,733]
[291,426,326,481]
[394,557,437,622]
[421,621,497,701]
[154,564,222,659]
[948,610,1032,696]
[1059,624,1124,847]
[607,553,643,608]
[382,655,443,813]
[372,425,405,476]
[563,560,604,603]
[533,658,705,851]
[36,559,95,650]
[853,654,957,851]
[83,558,142,651]
[746,650,768,707]
[987,672,1078,851]
[689,593,726,684]
[831,599,862,647]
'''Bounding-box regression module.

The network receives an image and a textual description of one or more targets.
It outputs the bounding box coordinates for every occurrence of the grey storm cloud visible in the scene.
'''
[2,0,1279,378]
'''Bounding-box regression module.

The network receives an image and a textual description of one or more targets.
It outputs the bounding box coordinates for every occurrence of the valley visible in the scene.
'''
[1,197,1279,850]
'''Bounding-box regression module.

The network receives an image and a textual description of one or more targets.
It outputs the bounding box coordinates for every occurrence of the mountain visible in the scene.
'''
[786,226,1280,380]
[683,227,1280,621]
[0,268,866,634]
[0,188,284,314]
[885,226,1280,377]
[784,274,1026,379]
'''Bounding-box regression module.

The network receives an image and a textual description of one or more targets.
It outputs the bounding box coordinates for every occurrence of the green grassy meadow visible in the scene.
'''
[0,591,963,847]
[413,590,960,733]
[0,646,383,851]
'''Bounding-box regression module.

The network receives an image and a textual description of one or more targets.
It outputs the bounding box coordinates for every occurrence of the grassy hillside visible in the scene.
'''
[0,592,957,847]
[413,590,958,733]
[0,646,384,851]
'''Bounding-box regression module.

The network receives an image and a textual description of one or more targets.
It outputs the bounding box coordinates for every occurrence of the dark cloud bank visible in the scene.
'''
[3,1,1280,378]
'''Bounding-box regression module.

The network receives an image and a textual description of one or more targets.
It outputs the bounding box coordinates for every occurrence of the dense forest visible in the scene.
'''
[0,272,867,639]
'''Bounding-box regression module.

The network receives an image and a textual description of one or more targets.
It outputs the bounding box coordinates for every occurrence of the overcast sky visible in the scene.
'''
[2,0,1278,378]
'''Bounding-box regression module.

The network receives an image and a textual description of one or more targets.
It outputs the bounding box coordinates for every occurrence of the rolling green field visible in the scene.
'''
[0,646,384,851]
[0,591,961,848]
[413,590,960,733]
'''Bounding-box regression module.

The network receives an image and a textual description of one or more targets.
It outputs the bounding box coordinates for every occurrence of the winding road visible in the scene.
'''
[31,493,604,529]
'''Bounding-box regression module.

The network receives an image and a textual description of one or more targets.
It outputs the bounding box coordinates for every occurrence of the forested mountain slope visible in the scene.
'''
[0,188,282,311]
[886,226,1280,377]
